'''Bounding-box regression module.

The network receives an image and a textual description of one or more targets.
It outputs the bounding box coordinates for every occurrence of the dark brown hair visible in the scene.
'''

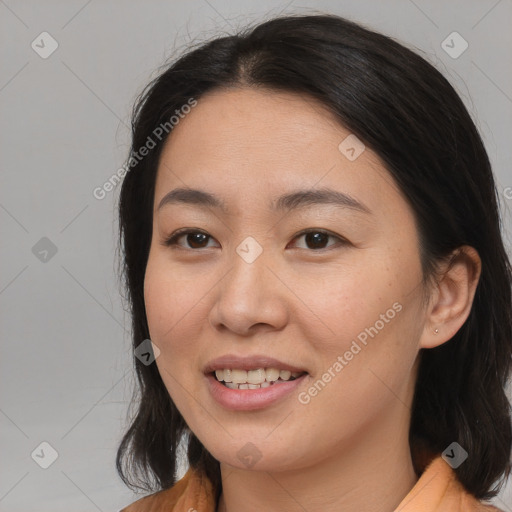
[116,13,512,501]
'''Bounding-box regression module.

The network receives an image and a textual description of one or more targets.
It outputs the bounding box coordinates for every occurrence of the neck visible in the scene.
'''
[216,406,418,512]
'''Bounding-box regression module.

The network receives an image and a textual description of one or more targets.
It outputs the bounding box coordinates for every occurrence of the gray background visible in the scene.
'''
[1,0,511,510]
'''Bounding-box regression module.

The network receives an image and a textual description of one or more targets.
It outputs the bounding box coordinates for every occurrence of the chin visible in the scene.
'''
[204,439,306,473]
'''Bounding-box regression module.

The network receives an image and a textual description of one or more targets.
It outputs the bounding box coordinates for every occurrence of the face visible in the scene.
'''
[144,87,429,472]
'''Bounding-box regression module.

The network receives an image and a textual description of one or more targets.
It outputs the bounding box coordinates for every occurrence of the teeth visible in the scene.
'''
[280,370,292,380]
[231,369,248,384]
[247,369,266,384]
[213,367,305,387]
[265,368,280,382]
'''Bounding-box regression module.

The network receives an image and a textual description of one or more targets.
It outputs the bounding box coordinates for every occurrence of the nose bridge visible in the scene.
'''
[210,234,287,333]
[225,235,271,303]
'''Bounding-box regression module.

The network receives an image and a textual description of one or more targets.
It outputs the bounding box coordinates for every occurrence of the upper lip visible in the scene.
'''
[204,354,308,374]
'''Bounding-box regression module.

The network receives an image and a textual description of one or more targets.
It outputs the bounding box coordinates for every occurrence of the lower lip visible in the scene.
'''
[205,373,308,411]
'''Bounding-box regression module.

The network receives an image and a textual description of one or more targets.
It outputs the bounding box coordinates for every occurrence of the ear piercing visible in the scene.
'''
[434,328,439,334]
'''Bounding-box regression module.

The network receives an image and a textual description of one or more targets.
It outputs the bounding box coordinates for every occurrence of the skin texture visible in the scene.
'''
[143,87,481,512]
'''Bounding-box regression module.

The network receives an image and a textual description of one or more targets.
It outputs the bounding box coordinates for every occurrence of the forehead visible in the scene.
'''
[154,87,406,220]
[163,87,344,155]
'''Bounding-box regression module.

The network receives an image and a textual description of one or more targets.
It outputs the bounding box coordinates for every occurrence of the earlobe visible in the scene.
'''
[419,246,482,349]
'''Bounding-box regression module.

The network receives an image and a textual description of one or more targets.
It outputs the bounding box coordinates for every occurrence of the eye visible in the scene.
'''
[162,229,218,250]
[289,229,347,250]
[163,228,348,251]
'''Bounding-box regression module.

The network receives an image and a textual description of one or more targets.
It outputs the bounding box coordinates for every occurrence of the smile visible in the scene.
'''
[213,368,306,389]
[206,370,309,411]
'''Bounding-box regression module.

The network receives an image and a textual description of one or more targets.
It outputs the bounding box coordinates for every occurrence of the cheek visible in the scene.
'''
[144,252,201,340]
[143,259,173,338]
[144,258,201,416]
[297,250,424,397]
[143,252,208,383]
[302,258,415,344]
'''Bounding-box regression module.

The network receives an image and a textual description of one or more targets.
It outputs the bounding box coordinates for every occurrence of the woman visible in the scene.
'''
[116,13,511,512]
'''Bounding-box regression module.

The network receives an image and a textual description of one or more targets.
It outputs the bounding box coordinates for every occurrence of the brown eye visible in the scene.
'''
[163,228,348,251]
[291,229,346,250]
[163,229,218,249]
[183,232,210,248]
[304,231,330,249]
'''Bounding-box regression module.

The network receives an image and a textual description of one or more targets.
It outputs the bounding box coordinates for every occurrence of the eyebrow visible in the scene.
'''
[157,187,371,215]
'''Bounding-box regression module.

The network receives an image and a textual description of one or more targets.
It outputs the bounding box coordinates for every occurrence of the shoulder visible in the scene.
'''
[401,453,509,512]
[477,505,506,512]
[119,467,216,512]
[119,473,191,512]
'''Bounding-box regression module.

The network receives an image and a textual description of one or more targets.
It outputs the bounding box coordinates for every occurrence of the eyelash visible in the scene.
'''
[162,228,349,252]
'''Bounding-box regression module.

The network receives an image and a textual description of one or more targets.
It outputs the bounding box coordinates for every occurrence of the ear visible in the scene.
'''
[420,246,482,349]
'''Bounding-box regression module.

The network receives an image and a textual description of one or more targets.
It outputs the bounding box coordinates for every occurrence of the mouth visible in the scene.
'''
[210,368,308,390]
[203,355,309,409]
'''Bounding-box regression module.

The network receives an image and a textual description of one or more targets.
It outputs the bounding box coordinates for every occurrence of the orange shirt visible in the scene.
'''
[120,455,505,512]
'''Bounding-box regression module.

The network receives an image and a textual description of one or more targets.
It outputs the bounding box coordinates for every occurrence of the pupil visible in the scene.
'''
[188,233,207,248]
[186,232,328,249]
[306,232,328,249]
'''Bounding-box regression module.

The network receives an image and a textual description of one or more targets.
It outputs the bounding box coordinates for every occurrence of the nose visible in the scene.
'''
[208,243,289,337]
